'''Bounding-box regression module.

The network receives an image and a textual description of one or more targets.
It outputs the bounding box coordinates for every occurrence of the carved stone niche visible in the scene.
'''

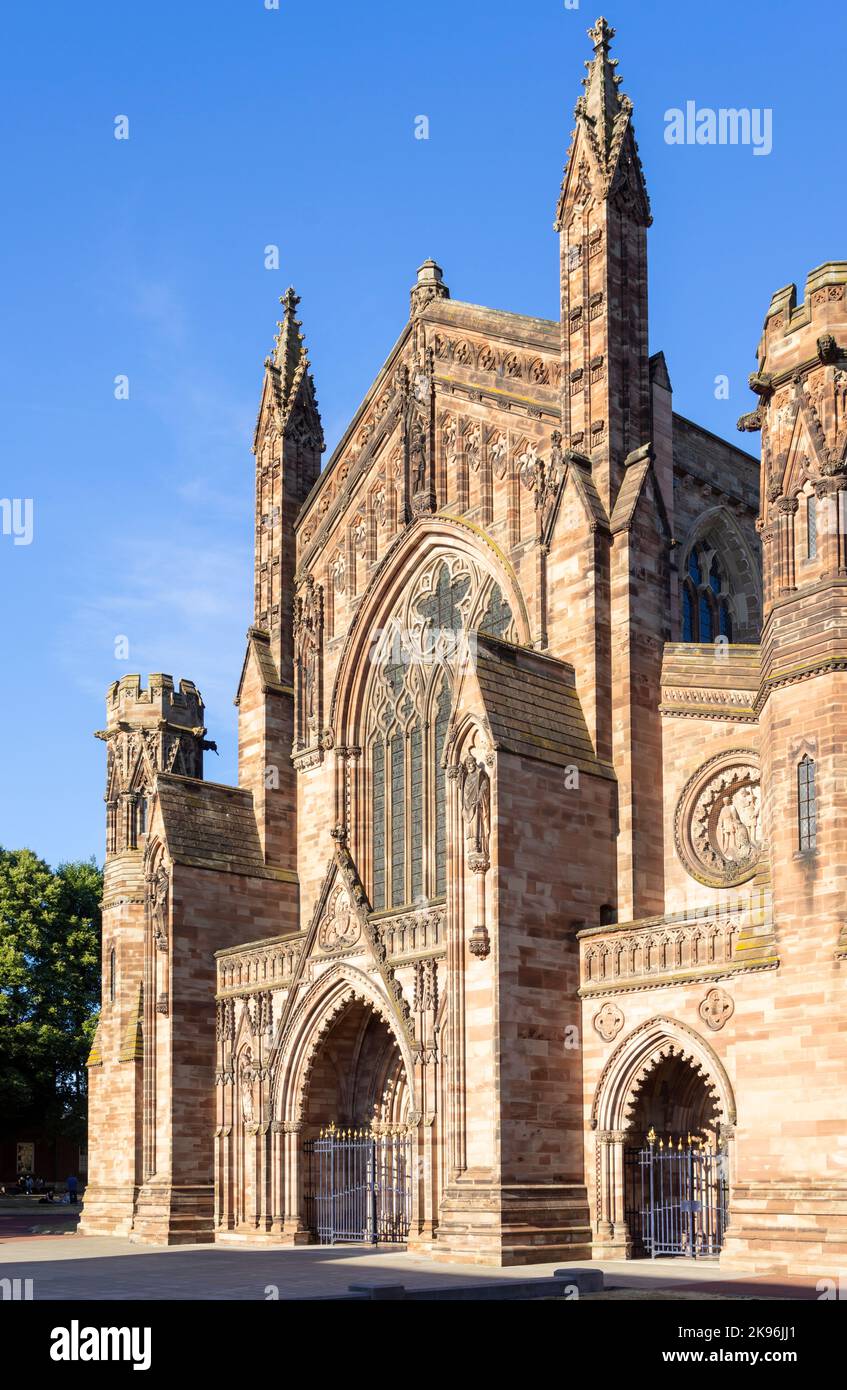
[674,749,763,889]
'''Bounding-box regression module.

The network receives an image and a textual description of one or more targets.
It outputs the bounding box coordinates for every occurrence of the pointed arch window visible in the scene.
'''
[367,558,512,910]
[806,494,818,559]
[797,755,817,852]
[109,947,117,1005]
[682,545,733,642]
[434,678,451,897]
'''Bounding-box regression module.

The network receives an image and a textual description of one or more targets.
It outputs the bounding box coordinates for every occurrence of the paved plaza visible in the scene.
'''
[0,1207,829,1300]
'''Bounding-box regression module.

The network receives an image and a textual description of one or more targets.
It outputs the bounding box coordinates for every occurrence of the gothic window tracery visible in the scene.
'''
[366,555,515,910]
[682,545,733,642]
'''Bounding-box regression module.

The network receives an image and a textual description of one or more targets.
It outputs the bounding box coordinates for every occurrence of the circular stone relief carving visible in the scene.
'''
[674,749,763,888]
[699,987,735,1032]
[593,1002,624,1043]
[317,888,361,952]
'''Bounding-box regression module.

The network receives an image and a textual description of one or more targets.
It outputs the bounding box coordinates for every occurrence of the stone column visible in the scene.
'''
[594,1129,631,1257]
[445,765,466,1176]
[281,1121,312,1244]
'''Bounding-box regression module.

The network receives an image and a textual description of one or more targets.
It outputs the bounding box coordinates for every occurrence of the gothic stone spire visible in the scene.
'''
[555,16,651,230]
[555,16,653,516]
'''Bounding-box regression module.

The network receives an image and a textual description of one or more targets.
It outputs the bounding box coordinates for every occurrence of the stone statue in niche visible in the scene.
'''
[410,416,428,493]
[151,863,169,951]
[462,753,491,855]
[295,578,323,749]
[240,1060,255,1123]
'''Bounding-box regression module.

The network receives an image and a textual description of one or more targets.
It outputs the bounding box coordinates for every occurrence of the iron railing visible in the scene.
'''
[625,1134,729,1258]
[304,1126,413,1245]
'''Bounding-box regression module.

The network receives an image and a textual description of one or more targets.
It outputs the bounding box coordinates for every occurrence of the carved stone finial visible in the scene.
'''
[279,286,301,315]
[410,259,450,318]
[587,16,616,55]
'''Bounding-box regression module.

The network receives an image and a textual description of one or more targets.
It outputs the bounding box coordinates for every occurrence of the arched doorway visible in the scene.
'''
[298,995,414,1245]
[622,1051,729,1257]
[302,996,410,1134]
[625,1051,725,1149]
[591,1018,736,1260]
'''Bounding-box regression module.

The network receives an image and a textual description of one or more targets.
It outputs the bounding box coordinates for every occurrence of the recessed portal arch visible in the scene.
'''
[590,1017,737,1259]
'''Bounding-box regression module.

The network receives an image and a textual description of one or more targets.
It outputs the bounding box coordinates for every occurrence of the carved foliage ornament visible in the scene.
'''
[674,750,763,888]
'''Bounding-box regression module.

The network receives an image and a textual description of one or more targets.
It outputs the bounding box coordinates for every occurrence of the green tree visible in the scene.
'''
[0,848,102,1145]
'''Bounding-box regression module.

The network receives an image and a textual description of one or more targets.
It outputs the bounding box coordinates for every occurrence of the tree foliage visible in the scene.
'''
[0,848,102,1143]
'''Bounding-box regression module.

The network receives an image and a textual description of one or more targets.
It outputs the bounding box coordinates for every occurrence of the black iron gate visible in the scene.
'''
[625,1133,729,1258]
[304,1126,413,1245]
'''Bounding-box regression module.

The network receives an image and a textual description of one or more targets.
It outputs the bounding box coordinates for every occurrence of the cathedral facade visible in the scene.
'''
[81,19,847,1273]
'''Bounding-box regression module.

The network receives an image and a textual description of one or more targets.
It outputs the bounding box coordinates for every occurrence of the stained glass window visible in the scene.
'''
[683,545,733,644]
[479,582,512,639]
[682,584,694,641]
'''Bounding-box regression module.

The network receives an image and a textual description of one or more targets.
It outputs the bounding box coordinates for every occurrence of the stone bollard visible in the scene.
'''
[553,1268,605,1294]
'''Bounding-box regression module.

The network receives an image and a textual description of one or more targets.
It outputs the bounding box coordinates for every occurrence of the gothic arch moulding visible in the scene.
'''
[590,1015,737,1135]
[270,962,418,1127]
[679,504,762,642]
[328,516,530,746]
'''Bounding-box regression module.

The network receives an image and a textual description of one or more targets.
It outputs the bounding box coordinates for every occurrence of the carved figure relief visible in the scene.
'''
[294,577,324,752]
[317,887,361,953]
[240,1054,255,1123]
[409,414,428,494]
[675,751,763,887]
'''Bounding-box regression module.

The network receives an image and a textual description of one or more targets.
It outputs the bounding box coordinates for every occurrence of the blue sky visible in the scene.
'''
[1,0,844,868]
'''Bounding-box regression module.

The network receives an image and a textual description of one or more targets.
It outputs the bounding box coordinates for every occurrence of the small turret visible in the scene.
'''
[744,262,847,616]
[97,673,209,855]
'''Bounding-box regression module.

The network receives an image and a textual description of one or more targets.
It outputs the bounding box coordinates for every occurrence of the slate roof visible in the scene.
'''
[472,634,613,778]
[156,773,268,877]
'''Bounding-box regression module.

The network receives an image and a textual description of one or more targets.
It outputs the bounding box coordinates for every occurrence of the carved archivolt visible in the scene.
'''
[591,1015,737,1134]
[674,748,763,888]
[271,963,417,1125]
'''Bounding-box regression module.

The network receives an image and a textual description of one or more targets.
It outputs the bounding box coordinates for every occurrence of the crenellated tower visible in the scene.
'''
[83,673,209,1237]
[746,263,847,945]
[721,263,847,1270]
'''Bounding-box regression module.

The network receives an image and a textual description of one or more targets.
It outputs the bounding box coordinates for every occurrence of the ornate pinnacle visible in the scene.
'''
[279,286,301,316]
[588,16,615,55]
